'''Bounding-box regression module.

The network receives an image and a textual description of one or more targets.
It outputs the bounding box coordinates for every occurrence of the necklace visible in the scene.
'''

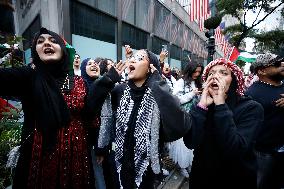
[259,80,282,87]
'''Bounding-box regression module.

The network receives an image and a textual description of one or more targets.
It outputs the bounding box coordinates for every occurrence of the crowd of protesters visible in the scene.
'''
[0,28,283,189]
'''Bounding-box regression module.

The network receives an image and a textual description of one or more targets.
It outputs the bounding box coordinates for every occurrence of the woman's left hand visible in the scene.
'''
[208,77,227,105]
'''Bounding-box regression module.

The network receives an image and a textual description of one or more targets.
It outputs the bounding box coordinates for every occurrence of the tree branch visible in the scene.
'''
[251,2,263,26]
[249,2,284,30]
[243,10,247,27]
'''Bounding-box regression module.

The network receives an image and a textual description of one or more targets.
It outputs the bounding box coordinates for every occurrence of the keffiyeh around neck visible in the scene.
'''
[115,85,161,188]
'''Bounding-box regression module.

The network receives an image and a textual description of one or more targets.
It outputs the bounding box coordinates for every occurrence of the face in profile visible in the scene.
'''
[86,59,100,78]
[128,50,150,81]
[73,54,81,67]
[207,64,232,93]
[192,66,202,80]
[36,34,63,63]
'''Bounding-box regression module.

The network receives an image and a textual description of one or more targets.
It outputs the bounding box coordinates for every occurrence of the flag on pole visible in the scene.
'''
[229,46,240,62]
[237,52,257,62]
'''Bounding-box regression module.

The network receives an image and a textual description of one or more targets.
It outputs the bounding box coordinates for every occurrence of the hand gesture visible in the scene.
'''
[208,76,226,105]
[114,60,128,76]
[199,76,214,107]
[159,50,168,63]
[275,94,284,108]
[125,45,133,59]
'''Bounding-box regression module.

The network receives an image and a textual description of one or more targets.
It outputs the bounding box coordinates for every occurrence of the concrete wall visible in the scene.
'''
[13,0,62,36]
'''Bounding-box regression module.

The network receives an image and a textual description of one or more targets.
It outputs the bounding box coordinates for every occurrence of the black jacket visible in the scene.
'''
[87,68,192,188]
[183,97,263,189]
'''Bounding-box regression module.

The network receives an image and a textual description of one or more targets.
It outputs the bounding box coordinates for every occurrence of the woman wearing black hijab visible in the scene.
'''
[88,49,192,188]
[0,28,93,189]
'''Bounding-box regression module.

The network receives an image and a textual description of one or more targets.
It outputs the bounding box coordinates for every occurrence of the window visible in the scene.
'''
[171,15,183,46]
[135,0,153,32]
[122,0,135,25]
[122,22,148,50]
[71,2,116,44]
[22,15,41,50]
[153,1,171,40]
[170,45,181,60]
[181,50,191,71]
[152,36,168,55]
[77,0,117,16]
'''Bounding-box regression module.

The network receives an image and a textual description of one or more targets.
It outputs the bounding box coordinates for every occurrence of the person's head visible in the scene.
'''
[128,49,161,86]
[252,53,284,82]
[73,53,81,68]
[203,58,245,99]
[81,58,100,86]
[183,61,203,88]
[31,27,71,75]
[99,58,114,75]
[163,63,171,75]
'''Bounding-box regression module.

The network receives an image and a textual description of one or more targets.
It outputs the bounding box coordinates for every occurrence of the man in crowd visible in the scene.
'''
[246,53,284,189]
[73,53,81,76]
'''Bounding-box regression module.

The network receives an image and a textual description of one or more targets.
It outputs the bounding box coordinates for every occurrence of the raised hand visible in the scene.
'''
[208,76,227,105]
[125,45,133,59]
[114,60,128,76]
[199,76,214,107]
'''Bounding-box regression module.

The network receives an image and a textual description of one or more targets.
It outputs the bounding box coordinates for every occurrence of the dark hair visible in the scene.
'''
[98,58,109,75]
[225,73,240,109]
[182,61,203,89]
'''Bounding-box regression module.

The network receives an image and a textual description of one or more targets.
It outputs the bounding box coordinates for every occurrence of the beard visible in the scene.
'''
[269,73,284,82]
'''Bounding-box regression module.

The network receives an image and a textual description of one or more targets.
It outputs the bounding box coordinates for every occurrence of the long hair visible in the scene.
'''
[182,61,203,89]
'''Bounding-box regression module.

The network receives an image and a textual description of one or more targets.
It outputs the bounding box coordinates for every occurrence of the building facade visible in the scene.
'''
[13,0,212,69]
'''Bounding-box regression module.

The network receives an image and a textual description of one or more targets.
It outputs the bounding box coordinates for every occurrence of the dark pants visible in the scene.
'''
[255,150,284,189]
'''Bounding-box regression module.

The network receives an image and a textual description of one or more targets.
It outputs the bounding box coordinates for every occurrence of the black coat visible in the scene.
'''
[87,68,192,188]
[183,97,263,189]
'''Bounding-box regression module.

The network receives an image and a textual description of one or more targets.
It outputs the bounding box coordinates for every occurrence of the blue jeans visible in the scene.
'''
[255,150,284,189]
[91,148,106,189]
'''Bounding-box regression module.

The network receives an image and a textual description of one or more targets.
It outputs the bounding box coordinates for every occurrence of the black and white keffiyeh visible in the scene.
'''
[99,85,161,188]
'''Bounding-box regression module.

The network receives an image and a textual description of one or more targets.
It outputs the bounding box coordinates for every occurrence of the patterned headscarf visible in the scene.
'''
[202,58,245,96]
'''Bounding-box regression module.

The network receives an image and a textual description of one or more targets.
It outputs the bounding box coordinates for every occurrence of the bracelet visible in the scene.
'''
[197,103,208,111]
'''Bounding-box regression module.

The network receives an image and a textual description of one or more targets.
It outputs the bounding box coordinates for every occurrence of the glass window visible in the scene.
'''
[122,0,135,25]
[22,15,41,50]
[170,44,181,60]
[71,2,116,44]
[122,22,148,50]
[97,0,116,16]
[181,50,191,71]
[170,45,182,69]
[77,0,117,16]
[171,15,183,46]
[153,1,171,40]
[152,36,168,55]
[135,0,153,32]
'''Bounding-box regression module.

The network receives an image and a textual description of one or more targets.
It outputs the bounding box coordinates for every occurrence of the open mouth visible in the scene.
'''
[44,48,55,55]
[90,67,98,72]
[129,65,135,73]
[210,83,219,89]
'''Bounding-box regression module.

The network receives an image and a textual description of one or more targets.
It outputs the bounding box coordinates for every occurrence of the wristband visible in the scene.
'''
[197,103,208,111]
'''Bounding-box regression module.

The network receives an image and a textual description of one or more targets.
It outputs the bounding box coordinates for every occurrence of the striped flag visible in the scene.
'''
[190,0,210,31]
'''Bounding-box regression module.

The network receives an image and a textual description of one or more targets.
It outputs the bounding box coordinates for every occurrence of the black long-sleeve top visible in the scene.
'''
[183,97,263,189]
[246,81,284,153]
